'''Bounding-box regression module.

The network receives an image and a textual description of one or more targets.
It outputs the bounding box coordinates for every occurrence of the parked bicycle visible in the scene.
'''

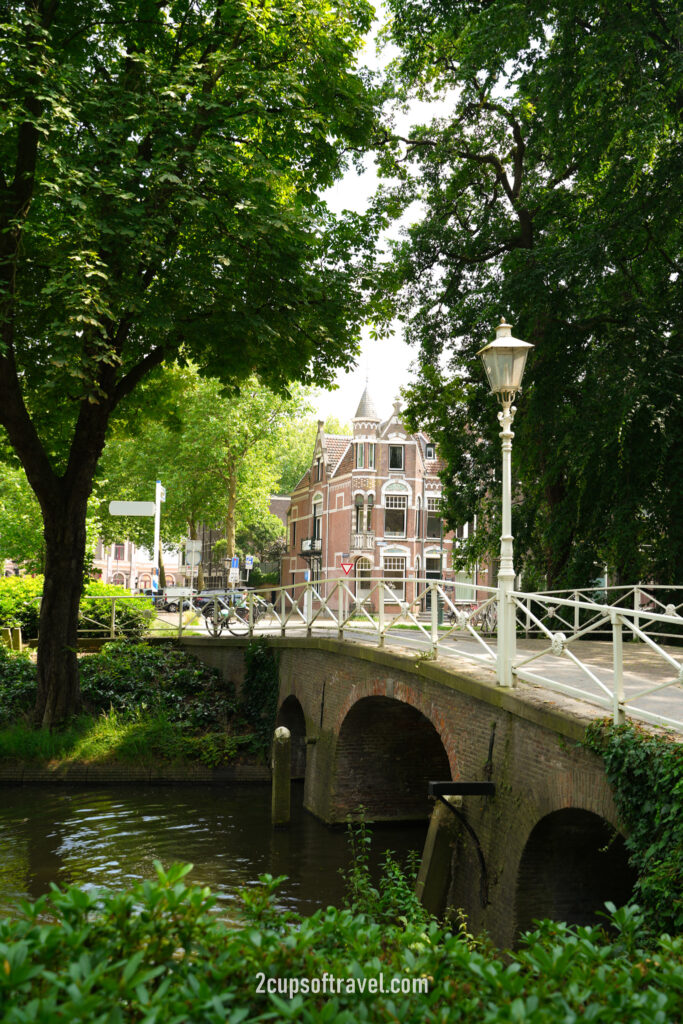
[202,592,269,637]
[447,599,498,635]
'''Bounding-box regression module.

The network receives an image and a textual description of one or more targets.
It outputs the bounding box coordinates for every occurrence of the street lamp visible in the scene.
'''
[478,318,533,687]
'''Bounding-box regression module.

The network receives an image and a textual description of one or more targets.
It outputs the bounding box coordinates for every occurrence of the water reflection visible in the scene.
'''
[0,784,427,919]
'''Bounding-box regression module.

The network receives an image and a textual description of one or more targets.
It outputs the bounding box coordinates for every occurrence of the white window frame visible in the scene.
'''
[383,555,406,600]
[389,444,404,470]
[384,494,407,537]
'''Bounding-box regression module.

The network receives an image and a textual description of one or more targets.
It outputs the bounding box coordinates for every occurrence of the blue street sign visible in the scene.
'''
[245,555,254,570]
[304,570,310,582]
[231,556,239,569]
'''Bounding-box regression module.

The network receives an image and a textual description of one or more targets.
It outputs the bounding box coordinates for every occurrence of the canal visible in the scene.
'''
[0,784,428,920]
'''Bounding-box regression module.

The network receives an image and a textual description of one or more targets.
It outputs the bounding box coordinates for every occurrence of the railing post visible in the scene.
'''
[378,583,385,647]
[612,612,626,725]
[525,597,531,639]
[633,585,640,636]
[248,591,254,636]
[337,580,344,639]
[280,587,286,636]
[573,590,580,635]
[430,582,439,652]
[110,598,116,639]
[178,597,183,638]
[305,582,313,636]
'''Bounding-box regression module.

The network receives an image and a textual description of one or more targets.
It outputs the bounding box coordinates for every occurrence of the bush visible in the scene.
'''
[0,576,42,639]
[0,865,681,1023]
[239,638,279,754]
[79,581,154,640]
[585,721,683,935]
[0,646,37,725]
[79,640,236,729]
[0,576,154,641]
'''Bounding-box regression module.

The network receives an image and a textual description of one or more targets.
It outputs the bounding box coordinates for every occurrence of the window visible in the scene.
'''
[368,444,375,470]
[355,443,364,468]
[383,556,406,600]
[416,497,421,538]
[389,445,404,470]
[313,501,322,541]
[291,520,297,548]
[366,494,374,531]
[114,543,125,561]
[384,494,407,536]
[315,458,323,481]
[354,494,364,533]
[425,443,436,459]
[427,497,442,539]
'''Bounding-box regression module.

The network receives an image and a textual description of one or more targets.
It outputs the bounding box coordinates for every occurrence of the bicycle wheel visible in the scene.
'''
[204,609,224,637]
[226,607,249,635]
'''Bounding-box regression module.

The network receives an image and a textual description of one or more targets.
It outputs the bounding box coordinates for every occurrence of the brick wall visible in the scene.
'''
[177,636,633,947]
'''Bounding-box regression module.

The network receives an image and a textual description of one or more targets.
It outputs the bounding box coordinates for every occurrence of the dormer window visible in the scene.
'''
[315,457,323,481]
[389,445,404,470]
[425,443,435,460]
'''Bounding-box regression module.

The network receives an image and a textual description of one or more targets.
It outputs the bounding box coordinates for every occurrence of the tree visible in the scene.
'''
[0,0,378,725]
[377,0,682,588]
[100,367,313,577]
[275,413,352,493]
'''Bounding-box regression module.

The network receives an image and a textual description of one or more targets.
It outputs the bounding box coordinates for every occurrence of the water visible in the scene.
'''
[0,784,427,921]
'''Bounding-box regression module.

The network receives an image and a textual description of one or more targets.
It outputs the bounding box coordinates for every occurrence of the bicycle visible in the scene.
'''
[448,599,497,635]
[203,594,269,637]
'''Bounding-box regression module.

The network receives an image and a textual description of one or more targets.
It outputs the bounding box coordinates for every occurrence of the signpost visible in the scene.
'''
[108,483,165,592]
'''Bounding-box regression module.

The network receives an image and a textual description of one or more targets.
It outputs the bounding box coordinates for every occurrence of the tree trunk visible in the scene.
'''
[34,489,89,728]
[225,471,237,560]
[189,519,204,591]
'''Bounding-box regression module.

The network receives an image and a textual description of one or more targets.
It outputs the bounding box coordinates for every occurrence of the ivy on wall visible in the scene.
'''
[240,639,280,757]
[584,721,683,934]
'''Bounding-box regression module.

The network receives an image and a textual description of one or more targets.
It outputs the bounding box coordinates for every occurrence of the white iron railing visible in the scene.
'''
[23,580,683,733]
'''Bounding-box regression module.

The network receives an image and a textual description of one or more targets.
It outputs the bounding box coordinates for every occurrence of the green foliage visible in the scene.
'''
[0,647,37,726]
[78,641,236,729]
[240,638,280,755]
[1,865,682,1022]
[378,0,682,587]
[0,577,153,641]
[0,641,255,766]
[342,815,429,927]
[98,368,312,559]
[584,722,683,934]
[0,577,43,638]
[79,583,154,641]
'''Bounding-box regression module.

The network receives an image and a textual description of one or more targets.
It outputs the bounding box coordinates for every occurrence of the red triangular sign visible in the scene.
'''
[340,562,354,575]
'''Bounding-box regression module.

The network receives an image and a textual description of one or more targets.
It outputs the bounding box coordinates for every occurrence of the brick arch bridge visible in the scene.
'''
[179,636,636,946]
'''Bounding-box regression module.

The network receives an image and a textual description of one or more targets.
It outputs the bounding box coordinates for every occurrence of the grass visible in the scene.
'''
[0,711,259,768]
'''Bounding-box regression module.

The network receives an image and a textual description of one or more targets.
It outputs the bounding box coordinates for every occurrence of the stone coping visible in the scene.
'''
[173,634,603,743]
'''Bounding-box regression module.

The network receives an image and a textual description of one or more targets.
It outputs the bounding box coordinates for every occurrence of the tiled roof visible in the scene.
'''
[332,444,354,477]
[324,434,351,474]
[354,384,380,421]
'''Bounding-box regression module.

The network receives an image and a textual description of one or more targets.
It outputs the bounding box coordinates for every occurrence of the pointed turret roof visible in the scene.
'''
[354,383,380,421]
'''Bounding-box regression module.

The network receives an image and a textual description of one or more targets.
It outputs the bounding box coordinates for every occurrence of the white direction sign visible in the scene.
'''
[245,555,254,570]
[109,501,156,517]
[228,567,240,583]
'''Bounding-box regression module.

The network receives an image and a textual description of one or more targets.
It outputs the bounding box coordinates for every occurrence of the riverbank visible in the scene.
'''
[0,638,279,776]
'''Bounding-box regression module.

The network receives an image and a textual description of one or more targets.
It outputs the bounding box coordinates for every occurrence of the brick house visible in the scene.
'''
[285,387,482,611]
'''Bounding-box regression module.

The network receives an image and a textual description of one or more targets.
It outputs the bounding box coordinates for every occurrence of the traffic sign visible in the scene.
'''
[228,567,240,583]
[341,562,354,575]
[231,556,239,569]
[108,500,156,516]
[245,555,254,570]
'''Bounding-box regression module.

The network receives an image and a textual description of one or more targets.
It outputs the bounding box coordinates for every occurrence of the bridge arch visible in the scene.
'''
[330,695,451,821]
[276,695,307,780]
[514,808,636,935]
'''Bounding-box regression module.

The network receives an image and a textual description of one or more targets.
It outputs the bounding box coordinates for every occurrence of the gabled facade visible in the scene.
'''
[285,387,481,610]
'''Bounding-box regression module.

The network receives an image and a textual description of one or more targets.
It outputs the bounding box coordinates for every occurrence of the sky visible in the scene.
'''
[311,7,417,426]
[311,6,457,426]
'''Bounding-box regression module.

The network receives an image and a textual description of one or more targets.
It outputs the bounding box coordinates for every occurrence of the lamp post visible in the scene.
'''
[478,319,533,687]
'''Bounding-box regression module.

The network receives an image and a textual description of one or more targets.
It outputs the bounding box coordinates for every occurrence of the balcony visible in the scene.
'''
[350,532,375,552]
[301,537,322,554]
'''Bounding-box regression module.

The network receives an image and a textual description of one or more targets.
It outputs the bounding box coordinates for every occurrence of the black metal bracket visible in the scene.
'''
[429,780,495,908]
